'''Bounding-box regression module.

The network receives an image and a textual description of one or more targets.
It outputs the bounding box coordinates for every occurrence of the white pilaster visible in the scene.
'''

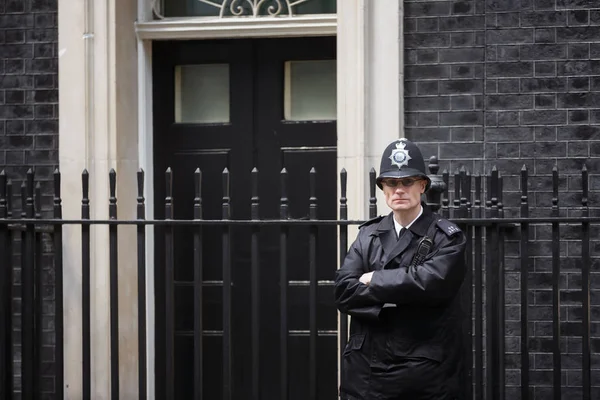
[337,0,404,220]
[59,0,140,397]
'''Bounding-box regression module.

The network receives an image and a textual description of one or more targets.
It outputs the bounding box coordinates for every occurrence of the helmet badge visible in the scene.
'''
[389,140,412,169]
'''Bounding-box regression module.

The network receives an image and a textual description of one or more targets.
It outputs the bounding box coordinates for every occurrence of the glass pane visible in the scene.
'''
[164,0,336,18]
[284,60,336,121]
[175,64,230,124]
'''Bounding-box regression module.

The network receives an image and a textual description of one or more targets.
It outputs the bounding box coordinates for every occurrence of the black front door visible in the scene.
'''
[153,37,338,399]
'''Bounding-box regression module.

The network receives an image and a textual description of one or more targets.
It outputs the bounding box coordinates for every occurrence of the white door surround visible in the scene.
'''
[58,0,403,397]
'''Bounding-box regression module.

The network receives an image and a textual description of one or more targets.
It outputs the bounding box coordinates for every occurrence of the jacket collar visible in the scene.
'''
[370,203,435,268]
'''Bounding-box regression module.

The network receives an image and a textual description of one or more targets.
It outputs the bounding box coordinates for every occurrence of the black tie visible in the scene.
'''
[397,228,405,240]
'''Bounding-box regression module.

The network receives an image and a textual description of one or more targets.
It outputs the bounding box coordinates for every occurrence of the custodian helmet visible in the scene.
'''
[376,138,431,192]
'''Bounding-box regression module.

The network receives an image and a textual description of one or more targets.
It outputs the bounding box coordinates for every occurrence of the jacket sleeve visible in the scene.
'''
[333,232,382,321]
[367,230,467,306]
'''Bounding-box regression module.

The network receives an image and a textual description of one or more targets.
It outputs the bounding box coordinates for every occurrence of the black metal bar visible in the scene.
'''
[279,168,289,400]
[250,168,260,400]
[81,170,91,400]
[7,215,600,227]
[6,180,12,219]
[193,168,203,400]
[369,168,377,219]
[551,166,561,400]
[22,171,35,400]
[339,169,349,371]
[5,178,13,396]
[0,171,9,399]
[164,168,175,400]
[108,169,120,400]
[498,175,504,219]
[580,165,591,400]
[54,169,64,400]
[496,172,505,400]
[137,169,147,400]
[4,178,13,399]
[473,174,483,400]
[461,169,473,400]
[520,165,530,400]
[485,167,500,400]
[453,169,460,218]
[34,181,42,400]
[442,169,449,219]
[308,167,318,400]
[221,168,232,400]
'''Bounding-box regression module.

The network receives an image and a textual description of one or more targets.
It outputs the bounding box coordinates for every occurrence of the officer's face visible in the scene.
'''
[381,177,427,213]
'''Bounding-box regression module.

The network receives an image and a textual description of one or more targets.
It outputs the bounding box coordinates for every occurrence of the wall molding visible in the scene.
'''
[135,15,336,40]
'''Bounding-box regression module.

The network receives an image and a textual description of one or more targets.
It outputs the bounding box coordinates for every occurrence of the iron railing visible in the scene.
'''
[0,159,595,400]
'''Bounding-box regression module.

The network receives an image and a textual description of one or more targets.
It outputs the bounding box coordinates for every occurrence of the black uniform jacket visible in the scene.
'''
[334,204,467,400]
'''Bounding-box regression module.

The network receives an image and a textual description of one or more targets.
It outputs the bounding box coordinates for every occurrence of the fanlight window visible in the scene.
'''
[155,0,336,18]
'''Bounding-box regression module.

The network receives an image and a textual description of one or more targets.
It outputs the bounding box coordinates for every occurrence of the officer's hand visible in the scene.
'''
[359,272,374,285]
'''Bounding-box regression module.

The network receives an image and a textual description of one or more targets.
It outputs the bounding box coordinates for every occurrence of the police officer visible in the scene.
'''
[334,139,467,400]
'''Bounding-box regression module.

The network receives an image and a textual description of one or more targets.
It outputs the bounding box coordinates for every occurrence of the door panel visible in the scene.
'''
[153,37,337,400]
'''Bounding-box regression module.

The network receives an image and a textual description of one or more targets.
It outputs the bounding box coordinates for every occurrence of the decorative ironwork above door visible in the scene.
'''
[153,0,336,19]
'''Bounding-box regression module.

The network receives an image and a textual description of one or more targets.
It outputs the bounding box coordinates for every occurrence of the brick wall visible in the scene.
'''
[405,0,599,398]
[0,0,58,397]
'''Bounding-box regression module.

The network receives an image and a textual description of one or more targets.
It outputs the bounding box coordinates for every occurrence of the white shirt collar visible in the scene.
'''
[393,205,423,237]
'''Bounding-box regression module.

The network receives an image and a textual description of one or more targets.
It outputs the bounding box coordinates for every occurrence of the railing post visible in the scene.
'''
[519,165,530,400]
[551,166,561,400]
[339,168,349,370]
[53,168,64,400]
[250,168,260,400]
[279,168,289,400]
[193,168,203,400]
[108,169,120,400]
[164,168,175,400]
[81,170,91,400]
[21,170,35,400]
[34,180,43,400]
[137,169,147,400]
[426,156,445,213]
[580,164,591,400]
[308,167,318,400]
[221,168,232,400]
[0,171,11,399]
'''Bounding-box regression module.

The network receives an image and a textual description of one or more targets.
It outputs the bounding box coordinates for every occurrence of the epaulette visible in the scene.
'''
[359,215,385,229]
[436,218,461,237]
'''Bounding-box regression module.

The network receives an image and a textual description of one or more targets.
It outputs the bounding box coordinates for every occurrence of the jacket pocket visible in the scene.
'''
[343,334,365,357]
[389,340,443,363]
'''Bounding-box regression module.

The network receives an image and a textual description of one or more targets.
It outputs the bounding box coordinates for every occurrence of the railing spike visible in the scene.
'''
[428,155,439,175]
[193,168,202,220]
[165,168,173,220]
[7,179,13,218]
[309,167,317,220]
[340,169,348,221]
[369,168,377,219]
[222,168,230,220]
[137,169,145,200]
[280,168,288,219]
[251,168,259,220]
[582,164,588,208]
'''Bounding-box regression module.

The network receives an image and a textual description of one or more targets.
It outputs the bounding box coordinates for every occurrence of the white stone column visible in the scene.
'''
[58,0,140,397]
[337,0,404,221]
